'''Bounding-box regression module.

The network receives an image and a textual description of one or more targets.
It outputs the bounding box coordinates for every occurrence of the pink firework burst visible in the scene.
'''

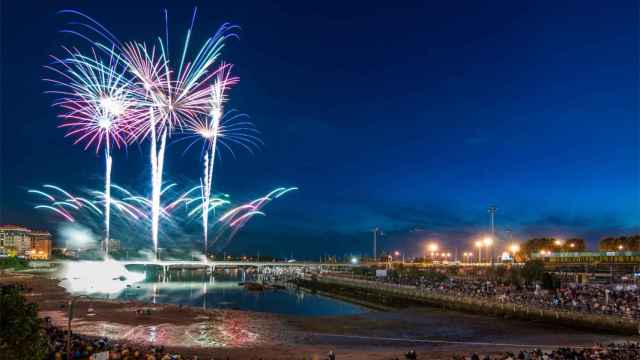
[45,47,142,152]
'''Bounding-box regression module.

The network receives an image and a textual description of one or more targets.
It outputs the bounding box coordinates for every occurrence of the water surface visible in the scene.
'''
[63,267,365,317]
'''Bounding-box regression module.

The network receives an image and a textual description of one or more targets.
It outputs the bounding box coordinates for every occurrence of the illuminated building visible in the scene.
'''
[30,230,52,260]
[0,225,32,257]
[0,225,53,259]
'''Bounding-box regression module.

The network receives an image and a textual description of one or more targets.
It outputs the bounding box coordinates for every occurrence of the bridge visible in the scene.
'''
[121,259,323,270]
[46,259,353,273]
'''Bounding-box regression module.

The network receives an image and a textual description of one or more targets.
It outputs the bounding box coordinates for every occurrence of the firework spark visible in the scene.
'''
[213,187,298,250]
[57,8,237,260]
[30,185,146,224]
[180,63,248,257]
[122,10,236,261]
[45,47,140,259]
[47,9,296,259]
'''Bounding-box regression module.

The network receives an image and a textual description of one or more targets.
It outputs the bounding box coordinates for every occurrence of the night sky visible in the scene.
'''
[1,1,638,258]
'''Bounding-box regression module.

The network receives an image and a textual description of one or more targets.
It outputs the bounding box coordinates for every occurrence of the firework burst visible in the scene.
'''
[178,62,260,257]
[45,47,141,258]
[213,187,298,250]
[58,8,238,260]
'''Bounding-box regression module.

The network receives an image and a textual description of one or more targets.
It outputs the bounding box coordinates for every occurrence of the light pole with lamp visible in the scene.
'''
[66,295,90,360]
[509,244,520,263]
[427,243,438,262]
[475,241,483,263]
[394,250,404,264]
[483,236,493,265]
[488,205,497,264]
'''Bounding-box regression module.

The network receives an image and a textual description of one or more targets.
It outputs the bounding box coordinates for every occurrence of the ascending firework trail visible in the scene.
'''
[45,49,139,259]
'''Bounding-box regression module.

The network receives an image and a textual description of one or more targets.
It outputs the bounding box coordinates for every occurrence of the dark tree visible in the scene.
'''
[599,235,640,251]
[521,260,545,285]
[0,285,48,360]
[541,273,560,290]
[0,257,29,270]
[564,238,587,251]
[520,237,587,259]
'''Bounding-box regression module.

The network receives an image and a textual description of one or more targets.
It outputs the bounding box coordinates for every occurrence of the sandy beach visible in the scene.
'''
[2,274,635,359]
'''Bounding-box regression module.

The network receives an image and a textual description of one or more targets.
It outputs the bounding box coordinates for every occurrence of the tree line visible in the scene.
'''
[518,235,640,258]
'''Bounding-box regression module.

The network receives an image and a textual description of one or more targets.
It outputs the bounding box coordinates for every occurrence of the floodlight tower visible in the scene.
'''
[372,228,379,261]
[488,205,497,265]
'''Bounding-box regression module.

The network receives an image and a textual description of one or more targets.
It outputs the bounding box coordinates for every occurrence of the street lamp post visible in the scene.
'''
[394,250,403,264]
[509,244,520,262]
[66,295,89,360]
[372,228,378,261]
[488,205,497,265]
[483,236,493,264]
[475,241,483,263]
[554,239,564,251]
[427,243,438,263]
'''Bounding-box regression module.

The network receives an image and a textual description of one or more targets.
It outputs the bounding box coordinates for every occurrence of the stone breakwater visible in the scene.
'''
[295,275,639,335]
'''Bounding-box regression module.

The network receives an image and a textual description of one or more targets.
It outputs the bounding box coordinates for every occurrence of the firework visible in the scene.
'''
[29,183,297,255]
[29,185,147,225]
[177,63,265,257]
[45,47,140,259]
[34,205,75,223]
[183,64,230,257]
[112,9,236,261]
[213,187,298,250]
[49,9,297,259]
[57,8,237,260]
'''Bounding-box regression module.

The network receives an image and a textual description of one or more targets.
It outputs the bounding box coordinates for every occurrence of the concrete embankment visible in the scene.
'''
[295,275,639,335]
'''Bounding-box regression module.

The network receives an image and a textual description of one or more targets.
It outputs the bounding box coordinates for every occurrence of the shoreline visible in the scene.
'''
[2,273,636,359]
[295,276,640,335]
[298,286,395,312]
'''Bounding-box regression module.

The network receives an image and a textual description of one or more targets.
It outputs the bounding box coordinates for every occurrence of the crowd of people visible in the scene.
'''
[38,315,640,360]
[377,272,640,319]
[454,342,640,360]
[43,317,193,360]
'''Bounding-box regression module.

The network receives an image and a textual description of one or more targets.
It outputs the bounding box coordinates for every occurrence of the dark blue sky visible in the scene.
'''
[1,1,638,257]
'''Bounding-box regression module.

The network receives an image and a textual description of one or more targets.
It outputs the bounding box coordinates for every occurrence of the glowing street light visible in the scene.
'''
[475,241,483,263]
[554,239,564,246]
[483,236,493,247]
[394,250,404,263]
[508,244,520,262]
[427,243,439,261]
[482,236,493,263]
[618,245,624,251]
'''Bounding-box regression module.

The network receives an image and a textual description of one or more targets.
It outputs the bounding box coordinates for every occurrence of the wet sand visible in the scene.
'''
[2,274,635,359]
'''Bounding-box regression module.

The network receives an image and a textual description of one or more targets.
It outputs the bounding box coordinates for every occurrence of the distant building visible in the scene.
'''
[30,231,52,260]
[0,225,53,259]
[0,225,32,257]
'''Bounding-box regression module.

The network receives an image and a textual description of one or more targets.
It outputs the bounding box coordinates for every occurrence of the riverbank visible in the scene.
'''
[299,286,396,311]
[295,275,640,335]
[1,273,635,359]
